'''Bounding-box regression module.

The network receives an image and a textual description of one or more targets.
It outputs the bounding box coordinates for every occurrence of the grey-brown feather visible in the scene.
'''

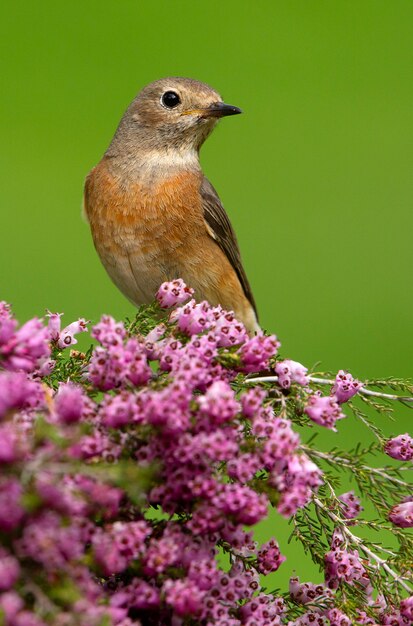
[200,177,258,320]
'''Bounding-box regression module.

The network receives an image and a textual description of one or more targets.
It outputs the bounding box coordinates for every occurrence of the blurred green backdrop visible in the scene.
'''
[1,0,412,588]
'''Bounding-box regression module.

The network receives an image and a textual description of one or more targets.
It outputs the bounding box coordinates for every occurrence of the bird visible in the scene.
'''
[84,77,259,333]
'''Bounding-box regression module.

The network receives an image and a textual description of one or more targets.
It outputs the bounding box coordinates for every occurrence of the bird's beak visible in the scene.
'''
[182,102,242,118]
[204,102,242,118]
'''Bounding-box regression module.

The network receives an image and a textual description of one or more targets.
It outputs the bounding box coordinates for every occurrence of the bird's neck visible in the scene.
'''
[103,146,201,185]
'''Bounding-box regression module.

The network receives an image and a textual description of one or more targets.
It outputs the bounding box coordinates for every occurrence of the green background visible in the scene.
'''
[1,1,412,587]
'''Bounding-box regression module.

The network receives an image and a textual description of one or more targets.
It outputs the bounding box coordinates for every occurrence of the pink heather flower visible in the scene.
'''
[175,299,213,335]
[156,278,194,308]
[0,549,20,591]
[91,315,126,347]
[400,595,413,620]
[256,538,286,575]
[324,546,366,589]
[47,310,88,349]
[163,578,204,617]
[289,612,329,625]
[384,433,413,461]
[275,359,309,389]
[0,423,25,463]
[273,454,323,515]
[380,610,410,625]
[227,453,260,483]
[212,483,268,525]
[88,339,151,391]
[239,593,284,624]
[198,380,240,424]
[0,301,13,320]
[1,317,50,372]
[210,306,248,347]
[238,334,280,373]
[241,387,267,418]
[289,577,332,606]
[17,512,85,571]
[327,609,352,626]
[0,372,44,419]
[0,478,25,531]
[304,393,345,430]
[93,521,150,575]
[332,369,363,404]
[339,490,363,520]
[54,382,85,424]
[0,591,24,621]
[144,323,167,359]
[389,497,413,528]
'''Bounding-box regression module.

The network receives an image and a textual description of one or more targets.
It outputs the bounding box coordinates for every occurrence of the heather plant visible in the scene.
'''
[0,281,412,626]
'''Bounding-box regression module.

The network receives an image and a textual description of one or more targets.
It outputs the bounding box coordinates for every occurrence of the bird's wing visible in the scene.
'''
[200,176,258,319]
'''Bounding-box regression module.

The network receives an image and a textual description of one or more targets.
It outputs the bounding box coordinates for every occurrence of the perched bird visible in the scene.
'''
[84,77,259,332]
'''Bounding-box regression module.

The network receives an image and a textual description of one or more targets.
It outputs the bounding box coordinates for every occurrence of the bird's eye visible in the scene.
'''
[161,91,181,109]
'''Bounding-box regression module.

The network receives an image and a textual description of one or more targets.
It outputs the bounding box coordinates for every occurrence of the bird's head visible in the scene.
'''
[110,77,242,156]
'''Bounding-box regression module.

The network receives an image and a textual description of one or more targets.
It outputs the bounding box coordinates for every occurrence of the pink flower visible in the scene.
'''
[289,576,332,606]
[384,433,413,461]
[175,299,213,335]
[327,608,352,626]
[400,595,413,620]
[156,278,194,308]
[238,334,280,373]
[256,538,286,574]
[198,380,240,424]
[332,369,363,403]
[305,393,345,430]
[0,478,25,531]
[325,546,367,589]
[47,311,88,349]
[0,549,20,591]
[389,497,413,528]
[339,490,363,520]
[275,359,309,389]
[0,372,44,419]
[1,317,50,372]
[163,578,204,617]
[91,315,126,347]
[54,382,85,424]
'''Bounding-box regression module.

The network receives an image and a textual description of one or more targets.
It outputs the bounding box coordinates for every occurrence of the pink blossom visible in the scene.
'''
[305,393,345,430]
[54,382,85,424]
[0,550,20,591]
[0,372,44,419]
[289,577,332,606]
[275,359,309,389]
[256,538,286,574]
[389,497,413,528]
[91,314,126,347]
[1,317,50,372]
[46,311,88,350]
[238,333,280,373]
[332,369,363,403]
[163,578,204,617]
[400,595,413,620]
[198,380,240,424]
[0,478,25,531]
[327,609,352,626]
[339,490,363,520]
[385,433,413,461]
[156,278,194,308]
[325,546,367,589]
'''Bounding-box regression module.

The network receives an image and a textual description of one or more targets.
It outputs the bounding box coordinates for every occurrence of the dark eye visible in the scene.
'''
[161,91,181,109]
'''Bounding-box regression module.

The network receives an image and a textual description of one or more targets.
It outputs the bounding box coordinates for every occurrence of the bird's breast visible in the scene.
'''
[85,158,205,252]
[84,158,207,304]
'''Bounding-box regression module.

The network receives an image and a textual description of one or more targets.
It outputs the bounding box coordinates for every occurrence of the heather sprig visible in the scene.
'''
[0,284,412,626]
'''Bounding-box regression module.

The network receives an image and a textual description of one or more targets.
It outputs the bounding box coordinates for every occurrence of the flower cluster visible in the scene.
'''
[0,281,411,625]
